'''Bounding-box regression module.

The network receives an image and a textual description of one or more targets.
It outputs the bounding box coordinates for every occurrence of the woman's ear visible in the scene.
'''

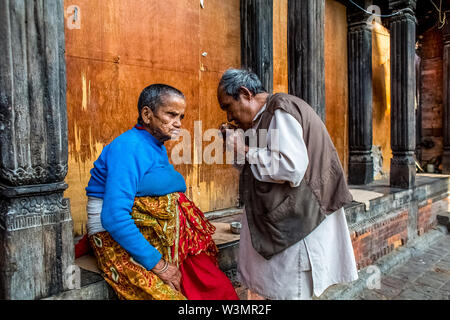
[141,106,153,125]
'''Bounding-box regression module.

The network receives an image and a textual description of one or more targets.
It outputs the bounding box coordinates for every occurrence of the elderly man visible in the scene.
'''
[217,69,358,300]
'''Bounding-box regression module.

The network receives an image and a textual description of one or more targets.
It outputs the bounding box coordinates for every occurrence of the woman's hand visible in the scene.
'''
[152,259,182,291]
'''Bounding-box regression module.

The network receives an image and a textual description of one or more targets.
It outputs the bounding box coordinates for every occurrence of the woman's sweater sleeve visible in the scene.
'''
[100,140,162,270]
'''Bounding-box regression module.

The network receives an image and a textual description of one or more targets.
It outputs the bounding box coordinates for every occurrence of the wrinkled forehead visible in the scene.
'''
[160,92,185,105]
[157,94,186,112]
[217,86,234,109]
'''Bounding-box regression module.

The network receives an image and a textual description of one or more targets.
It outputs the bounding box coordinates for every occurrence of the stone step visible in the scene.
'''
[46,239,241,300]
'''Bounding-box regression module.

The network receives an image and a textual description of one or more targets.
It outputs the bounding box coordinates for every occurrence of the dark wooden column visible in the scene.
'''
[240,0,273,93]
[415,51,422,165]
[0,1,74,299]
[347,1,374,185]
[287,0,325,121]
[443,21,450,173]
[389,0,417,188]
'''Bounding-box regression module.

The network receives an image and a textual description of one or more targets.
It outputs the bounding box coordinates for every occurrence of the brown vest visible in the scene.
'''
[240,93,353,259]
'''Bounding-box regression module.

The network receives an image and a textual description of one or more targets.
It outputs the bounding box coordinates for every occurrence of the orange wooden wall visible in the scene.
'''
[372,23,392,177]
[65,0,392,235]
[273,1,392,180]
[324,0,349,175]
[64,0,241,235]
[273,0,349,175]
[273,0,288,94]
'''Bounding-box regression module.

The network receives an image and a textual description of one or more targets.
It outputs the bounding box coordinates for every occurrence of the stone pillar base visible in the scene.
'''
[348,155,374,185]
[0,183,74,300]
[390,157,416,189]
[442,150,450,174]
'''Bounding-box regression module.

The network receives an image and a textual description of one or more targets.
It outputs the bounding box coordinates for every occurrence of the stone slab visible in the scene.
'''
[348,189,384,211]
[75,254,101,274]
[211,222,241,245]
[43,279,116,300]
[413,273,447,289]
[373,282,404,298]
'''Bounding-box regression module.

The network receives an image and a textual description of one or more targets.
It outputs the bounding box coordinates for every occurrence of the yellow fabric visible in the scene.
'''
[89,231,186,300]
[131,193,180,264]
[89,193,185,300]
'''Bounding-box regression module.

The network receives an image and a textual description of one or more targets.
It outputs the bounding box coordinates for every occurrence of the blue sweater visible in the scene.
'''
[85,126,187,270]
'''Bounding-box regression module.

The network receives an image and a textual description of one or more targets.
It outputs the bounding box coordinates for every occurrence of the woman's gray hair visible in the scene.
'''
[219,68,266,100]
[137,84,185,124]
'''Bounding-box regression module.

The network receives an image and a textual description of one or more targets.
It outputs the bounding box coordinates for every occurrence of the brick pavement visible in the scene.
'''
[354,233,450,300]
[233,231,450,300]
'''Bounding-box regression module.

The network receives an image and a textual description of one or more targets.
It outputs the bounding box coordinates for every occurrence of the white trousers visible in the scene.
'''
[238,211,314,300]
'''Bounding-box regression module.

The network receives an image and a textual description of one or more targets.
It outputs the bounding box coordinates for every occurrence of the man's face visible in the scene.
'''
[217,86,254,130]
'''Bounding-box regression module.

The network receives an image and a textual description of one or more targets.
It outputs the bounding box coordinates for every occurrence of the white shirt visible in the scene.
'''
[236,104,358,299]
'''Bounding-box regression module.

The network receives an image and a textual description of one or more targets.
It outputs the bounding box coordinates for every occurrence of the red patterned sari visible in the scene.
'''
[89,192,238,300]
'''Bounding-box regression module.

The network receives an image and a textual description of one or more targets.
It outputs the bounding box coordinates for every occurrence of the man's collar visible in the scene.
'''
[252,103,267,122]
[251,93,272,124]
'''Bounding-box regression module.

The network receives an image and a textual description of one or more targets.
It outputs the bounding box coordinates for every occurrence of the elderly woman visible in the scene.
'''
[85,84,238,300]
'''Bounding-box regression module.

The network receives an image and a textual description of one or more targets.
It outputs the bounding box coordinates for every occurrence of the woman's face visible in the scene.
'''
[141,94,186,143]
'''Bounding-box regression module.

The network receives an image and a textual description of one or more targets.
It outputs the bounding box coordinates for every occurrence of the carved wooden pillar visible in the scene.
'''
[240,0,273,93]
[415,51,422,165]
[443,21,450,173]
[389,0,417,188]
[288,0,325,121]
[347,1,374,185]
[239,0,273,208]
[0,1,73,299]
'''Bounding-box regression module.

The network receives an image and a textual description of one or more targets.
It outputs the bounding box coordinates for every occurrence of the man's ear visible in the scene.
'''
[238,86,253,101]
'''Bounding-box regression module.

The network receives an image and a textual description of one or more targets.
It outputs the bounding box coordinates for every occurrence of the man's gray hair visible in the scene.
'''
[219,68,266,100]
